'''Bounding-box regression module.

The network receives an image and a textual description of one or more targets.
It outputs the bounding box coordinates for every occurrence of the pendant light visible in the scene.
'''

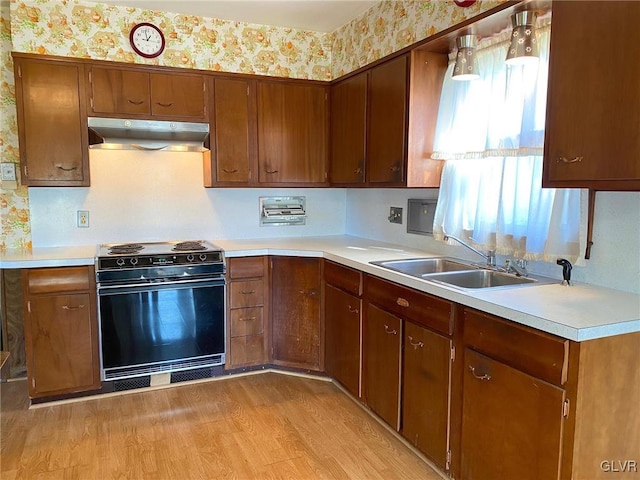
[505,10,539,65]
[452,34,479,81]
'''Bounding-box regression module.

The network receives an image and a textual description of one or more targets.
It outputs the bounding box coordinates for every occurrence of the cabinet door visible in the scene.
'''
[330,72,367,184]
[257,82,328,184]
[150,73,207,119]
[543,1,640,189]
[14,58,89,186]
[367,55,407,185]
[89,67,150,115]
[271,257,321,370]
[461,348,565,480]
[210,78,256,184]
[402,321,451,470]
[363,303,401,429]
[324,284,360,397]
[25,294,100,397]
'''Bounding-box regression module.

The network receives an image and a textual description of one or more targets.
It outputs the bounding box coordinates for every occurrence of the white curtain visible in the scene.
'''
[431,22,586,263]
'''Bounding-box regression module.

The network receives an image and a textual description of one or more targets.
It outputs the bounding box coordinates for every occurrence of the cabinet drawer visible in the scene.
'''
[229,280,264,308]
[230,307,264,337]
[228,256,265,280]
[365,275,452,336]
[25,266,92,294]
[463,308,569,386]
[230,335,267,367]
[324,260,362,296]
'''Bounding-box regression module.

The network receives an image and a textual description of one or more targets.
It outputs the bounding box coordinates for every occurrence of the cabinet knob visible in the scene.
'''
[396,297,409,307]
[468,365,492,381]
[558,156,583,164]
[384,324,398,335]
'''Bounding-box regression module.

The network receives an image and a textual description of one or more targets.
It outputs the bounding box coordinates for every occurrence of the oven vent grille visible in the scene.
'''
[171,366,220,383]
[113,376,151,392]
[103,354,225,381]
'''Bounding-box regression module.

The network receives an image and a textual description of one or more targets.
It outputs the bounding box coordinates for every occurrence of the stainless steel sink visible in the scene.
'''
[425,269,537,289]
[370,257,476,276]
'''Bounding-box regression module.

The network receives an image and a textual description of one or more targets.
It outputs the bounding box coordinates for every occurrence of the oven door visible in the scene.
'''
[98,278,225,380]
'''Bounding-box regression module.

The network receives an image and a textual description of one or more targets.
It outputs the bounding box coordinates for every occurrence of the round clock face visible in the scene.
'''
[130,23,165,58]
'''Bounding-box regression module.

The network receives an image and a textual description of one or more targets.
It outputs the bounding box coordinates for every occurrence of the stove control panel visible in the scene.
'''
[97,251,224,271]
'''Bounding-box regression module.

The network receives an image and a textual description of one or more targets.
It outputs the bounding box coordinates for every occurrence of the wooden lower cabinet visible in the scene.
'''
[226,256,268,369]
[22,267,100,398]
[324,284,361,397]
[270,256,322,370]
[363,303,402,429]
[402,321,452,470]
[460,348,565,480]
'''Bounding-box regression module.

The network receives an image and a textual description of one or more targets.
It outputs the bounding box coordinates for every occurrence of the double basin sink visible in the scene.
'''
[370,257,553,290]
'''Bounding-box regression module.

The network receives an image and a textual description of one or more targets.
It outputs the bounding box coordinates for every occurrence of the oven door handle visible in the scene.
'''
[98,278,225,295]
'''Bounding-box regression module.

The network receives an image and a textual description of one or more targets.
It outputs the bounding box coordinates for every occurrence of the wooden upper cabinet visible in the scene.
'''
[150,73,207,118]
[543,1,640,190]
[271,257,322,370]
[329,50,446,188]
[257,81,328,185]
[88,66,207,120]
[89,67,150,115]
[205,77,256,186]
[367,55,408,185]
[13,55,89,186]
[330,72,367,185]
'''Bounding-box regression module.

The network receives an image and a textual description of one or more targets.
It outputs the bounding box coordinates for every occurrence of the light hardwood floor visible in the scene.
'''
[1,372,444,479]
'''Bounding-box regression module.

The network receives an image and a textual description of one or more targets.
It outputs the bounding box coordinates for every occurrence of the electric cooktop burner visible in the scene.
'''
[107,243,144,255]
[172,241,207,252]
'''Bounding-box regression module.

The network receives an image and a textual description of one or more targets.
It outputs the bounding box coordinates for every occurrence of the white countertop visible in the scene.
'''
[3,235,639,342]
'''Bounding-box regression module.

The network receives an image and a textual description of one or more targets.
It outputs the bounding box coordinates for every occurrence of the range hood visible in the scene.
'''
[88,117,209,152]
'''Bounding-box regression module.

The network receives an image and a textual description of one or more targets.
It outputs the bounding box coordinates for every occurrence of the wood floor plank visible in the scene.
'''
[1,373,444,479]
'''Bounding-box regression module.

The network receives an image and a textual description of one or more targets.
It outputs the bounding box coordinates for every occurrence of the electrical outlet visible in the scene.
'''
[77,210,89,228]
[1,163,16,181]
[388,207,403,224]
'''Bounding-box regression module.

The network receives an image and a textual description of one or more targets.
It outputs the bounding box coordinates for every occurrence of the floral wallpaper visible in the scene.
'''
[1,0,503,249]
[1,0,30,250]
[332,0,504,78]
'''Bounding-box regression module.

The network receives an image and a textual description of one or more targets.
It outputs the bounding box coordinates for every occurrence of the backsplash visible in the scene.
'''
[28,151,347,246]
[345,189,640,295]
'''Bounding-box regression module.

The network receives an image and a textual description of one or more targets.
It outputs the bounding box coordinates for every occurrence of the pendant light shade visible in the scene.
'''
[453,34,479,81]
[506,10,539,65]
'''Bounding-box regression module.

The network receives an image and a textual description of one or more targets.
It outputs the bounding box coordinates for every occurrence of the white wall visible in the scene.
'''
[28,150,346,246]
[346,189,640,295]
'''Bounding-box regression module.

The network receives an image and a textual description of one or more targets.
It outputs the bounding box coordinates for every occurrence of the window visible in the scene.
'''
[431,21,586,263]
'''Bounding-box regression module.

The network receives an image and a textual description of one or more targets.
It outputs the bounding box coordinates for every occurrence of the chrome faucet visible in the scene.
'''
[443,233,496,267]
[505,259,529,277]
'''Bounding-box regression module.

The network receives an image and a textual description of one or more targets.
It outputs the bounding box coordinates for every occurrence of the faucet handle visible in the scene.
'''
[486,250,496,266]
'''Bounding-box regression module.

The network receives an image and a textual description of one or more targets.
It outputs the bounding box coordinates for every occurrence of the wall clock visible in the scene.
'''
[129,22,165,58]
[454,0,477,6]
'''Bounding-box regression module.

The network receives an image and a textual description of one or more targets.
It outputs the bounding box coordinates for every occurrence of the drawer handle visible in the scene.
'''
[354,167,363,175]
[384,324,398,335]
[265,168,279,174]
[347,305,359,314]
[408,336,424,349]
[239,316,257,321]
[240,290,256,295]
[558,156,583,164]
[127,99,145,105]
[62,304,85,311]
[155,102,174,108]
[396,297,409,307]
[55,164,78,172]
[298,289,317,296]
[390,165,400,173]
[468,365,491,381]
[222,168,239,174]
